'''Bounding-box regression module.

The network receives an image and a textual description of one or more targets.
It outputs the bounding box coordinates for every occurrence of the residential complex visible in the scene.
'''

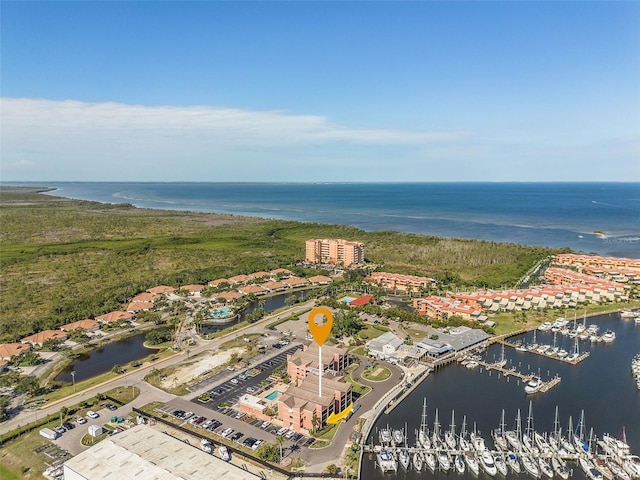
[286,342,351,384]
[277,342,352,432]
[553,253,640,272]
[365,272,436,293]
[305,238,364,267]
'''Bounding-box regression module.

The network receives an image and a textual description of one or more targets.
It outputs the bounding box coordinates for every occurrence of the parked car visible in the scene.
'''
[230,379,239,385]
[251,440,263,451]
[76,417,87,424]
[62,421,75,430]
[54,426,66,435]
[221,428,234,438]
[243,437,257,448]
[238,373,247,380]
[86,411,99,419]
[276,427,288,436]
[285,430,295,439]
[260,421,271,429]
[231,431,243,442]
[246,386,256,393]
[212,387,223,395]
[106,404,118,411]
[182,411,194,419]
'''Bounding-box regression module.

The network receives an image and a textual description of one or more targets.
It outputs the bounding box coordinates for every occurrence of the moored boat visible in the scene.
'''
[538,457,554,478]
[412,451,423,471]
[218,445,230,462]
[552,456,571,480]
[425,451,437,472]
[525,376,544,394]
[506,451,521,474]
[479,450,498,476]
[454,454,466,474]
[521,454,540,478]
[398,448,410,470]
[494,453,508,476]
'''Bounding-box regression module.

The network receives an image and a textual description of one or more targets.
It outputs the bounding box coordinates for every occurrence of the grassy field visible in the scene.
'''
[0,187,557,342]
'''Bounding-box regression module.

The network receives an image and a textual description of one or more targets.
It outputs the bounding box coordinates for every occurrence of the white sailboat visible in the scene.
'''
[398,448,410,470]
[418,397,431,449]
[494,452,508,476]
[552,456,571,480]
[412,451,423,471]
[538,457,554,478]
[454,453,466,474]
[505,409,523,452]
[506,451,521,474]
[445,410,457,450]
[574,409,589,453]
[459,415,471,452]
[492,409,508,451]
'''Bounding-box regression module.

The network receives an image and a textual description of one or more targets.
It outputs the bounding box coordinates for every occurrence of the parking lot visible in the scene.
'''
[156,344,318,454]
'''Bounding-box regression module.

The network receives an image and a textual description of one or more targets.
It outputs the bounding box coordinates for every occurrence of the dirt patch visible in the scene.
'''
[159,347,244,388]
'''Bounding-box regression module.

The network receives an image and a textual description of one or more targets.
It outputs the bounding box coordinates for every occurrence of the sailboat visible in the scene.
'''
[398,448,410,470]
[523,401,537,454]
[459,415,471,452]
[495,344,507,367]
[418,398,431,449]
[445,410,457,450]
[412,450,423,471]
[561,415,577,454]
[574,410,589,453]
[492,409,508,451]
[506,451,521,474]
[433,409,451,472]
[505,409,523,452]
[567,335,581,362]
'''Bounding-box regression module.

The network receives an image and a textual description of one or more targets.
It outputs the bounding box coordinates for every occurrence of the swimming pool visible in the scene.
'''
[339,296,356,304]
[212,307,231,318]
[265,391,281,401]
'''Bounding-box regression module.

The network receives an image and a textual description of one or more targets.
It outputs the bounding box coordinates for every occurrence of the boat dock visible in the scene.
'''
[496,337,591,365]
[472,359,562,393]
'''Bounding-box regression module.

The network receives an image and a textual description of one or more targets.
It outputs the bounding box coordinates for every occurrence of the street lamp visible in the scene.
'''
[71,371,76,393]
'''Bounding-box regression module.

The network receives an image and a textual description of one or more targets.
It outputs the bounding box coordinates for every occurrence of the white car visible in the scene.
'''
[251,439,263,451]
[230,379,239,385]
[76,416,87,424]
[221,427,234,438]
[86,411,99,419]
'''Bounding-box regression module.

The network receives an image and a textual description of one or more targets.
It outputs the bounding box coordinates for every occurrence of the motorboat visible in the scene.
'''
[539,457,554,478]
[200,438,213,454]
[623,455,640,478]
[601,329,616,343]
[464,450,480,476]
[454,454,466,474]
[494,453,508,476]
[437,446,451,472]
[398,448,410,470]
[392,428,404,445]
[538,322,552,331]
[479,450,498,476]
[525,376,544,394]
[379,428,391,444]
[412,451,423,471]
[376,449,398,473]
[218,445,230,462]
[506,451,521,474]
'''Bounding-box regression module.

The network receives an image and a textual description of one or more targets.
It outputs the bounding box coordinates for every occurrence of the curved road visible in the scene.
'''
[0,301,315,436]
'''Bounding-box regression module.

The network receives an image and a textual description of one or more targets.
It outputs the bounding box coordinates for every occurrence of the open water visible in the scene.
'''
[5,181,639,257]
[361,312,640,480]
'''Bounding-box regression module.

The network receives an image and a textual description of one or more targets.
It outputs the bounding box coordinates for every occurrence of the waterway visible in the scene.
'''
[200,290,309,334]
[54,331,162,383]
[362,312,640,480]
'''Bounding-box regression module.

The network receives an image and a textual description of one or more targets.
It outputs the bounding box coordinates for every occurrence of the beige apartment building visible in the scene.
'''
[305,238,364,267]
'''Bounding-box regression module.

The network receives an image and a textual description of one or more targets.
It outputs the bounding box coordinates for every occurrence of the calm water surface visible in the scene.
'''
[362,312,640,480]
[55,332,160,383]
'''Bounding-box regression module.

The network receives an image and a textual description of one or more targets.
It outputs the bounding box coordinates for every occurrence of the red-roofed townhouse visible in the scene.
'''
[21,330,68,347]
[0,342,32,360]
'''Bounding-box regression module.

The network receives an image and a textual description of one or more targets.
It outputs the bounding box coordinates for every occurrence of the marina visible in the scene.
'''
[362,311,640,480]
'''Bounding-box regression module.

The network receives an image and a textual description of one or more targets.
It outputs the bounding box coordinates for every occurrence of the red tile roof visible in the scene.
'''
[95,311,134,323]
[147,285,175,294]
[349,296,374,306]
[60,319,99,331]
[131,292,157,303]
[180,284,205,293]
[0,342,31,359]
[21,330,68,345]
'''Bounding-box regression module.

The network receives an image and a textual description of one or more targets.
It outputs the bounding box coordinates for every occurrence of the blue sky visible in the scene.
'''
[1,1,639,182]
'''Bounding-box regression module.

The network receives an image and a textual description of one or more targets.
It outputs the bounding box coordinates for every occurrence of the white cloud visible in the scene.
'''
[0,97,462,150]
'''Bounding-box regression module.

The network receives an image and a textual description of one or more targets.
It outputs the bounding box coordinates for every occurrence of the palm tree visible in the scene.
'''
[275,434,284,462]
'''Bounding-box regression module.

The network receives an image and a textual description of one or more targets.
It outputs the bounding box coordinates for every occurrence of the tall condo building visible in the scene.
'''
[305,238,364,267]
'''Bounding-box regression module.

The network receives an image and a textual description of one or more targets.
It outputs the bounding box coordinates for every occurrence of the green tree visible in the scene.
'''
[0,395,10,421]
[275,434,284,461]
[112,364,125,374]
[255,442,280,462]
[331,310,364,339]
[326,464,338,475]
[16,375,41,396]
[145,329,171,345]
[311,411,321,433]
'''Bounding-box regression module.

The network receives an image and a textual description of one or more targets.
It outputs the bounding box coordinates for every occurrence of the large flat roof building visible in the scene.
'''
[63,424,261,480]
[305,238,364,267]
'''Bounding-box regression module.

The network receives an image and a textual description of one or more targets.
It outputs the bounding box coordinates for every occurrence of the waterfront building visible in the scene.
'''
[261,280,288,292]
[366,331,404,360]
[238,284,268,295]
[416,326,489,357]
[216,291,245,302]
[305,238,365,267]
[278,374,352,433]
[553,253,640,272]
[365,272,436,293]
[287,342,350,384]
[413,296,483,321]
[63,424,260,480]
[282,276,309,288]
[308,274,333,285]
